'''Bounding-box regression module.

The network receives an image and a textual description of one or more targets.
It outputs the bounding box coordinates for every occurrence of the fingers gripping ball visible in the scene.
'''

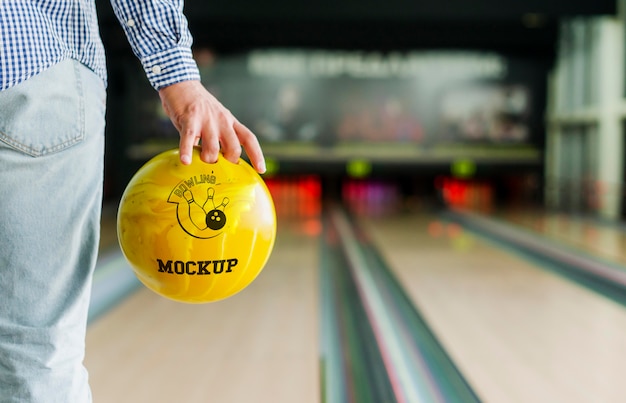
[117,148,277,303]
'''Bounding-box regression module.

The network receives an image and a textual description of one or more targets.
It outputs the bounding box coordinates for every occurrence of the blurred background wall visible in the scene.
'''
[94,0,621,220]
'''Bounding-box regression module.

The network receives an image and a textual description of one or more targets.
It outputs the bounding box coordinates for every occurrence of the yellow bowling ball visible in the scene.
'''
[117,147,276,303]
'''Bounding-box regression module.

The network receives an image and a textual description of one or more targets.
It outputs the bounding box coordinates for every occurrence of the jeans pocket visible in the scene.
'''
[0,59,85,157]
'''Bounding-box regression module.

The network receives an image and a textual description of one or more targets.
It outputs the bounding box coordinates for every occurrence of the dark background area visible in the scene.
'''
[97,0,615,54]
[94,0,616,202]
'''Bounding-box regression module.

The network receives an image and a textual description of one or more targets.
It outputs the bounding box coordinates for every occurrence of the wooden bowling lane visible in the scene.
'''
[495,208,626,264]
[85,218,320,403]
[359,212,626,403]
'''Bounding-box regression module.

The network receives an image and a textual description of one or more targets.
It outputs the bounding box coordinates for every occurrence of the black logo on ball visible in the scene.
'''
[167,174,229,239]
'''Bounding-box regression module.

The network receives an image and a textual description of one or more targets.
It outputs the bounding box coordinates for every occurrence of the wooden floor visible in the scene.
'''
[362,213,626,403]
[85,220,320,403]
[87,207,626,403]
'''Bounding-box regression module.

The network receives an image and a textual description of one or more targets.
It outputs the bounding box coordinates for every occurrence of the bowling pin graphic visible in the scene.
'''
[202,187,215,211]
[183,189,208,230]
[172,186,230,238]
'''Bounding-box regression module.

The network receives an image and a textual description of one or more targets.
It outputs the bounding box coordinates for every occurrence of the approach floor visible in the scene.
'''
[85,204,626,403]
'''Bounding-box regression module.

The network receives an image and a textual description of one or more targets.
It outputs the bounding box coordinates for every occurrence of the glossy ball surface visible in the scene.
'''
[117,148,276,303]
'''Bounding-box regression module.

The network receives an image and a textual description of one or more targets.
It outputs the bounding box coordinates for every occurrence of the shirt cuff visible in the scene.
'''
[141,46,201,90]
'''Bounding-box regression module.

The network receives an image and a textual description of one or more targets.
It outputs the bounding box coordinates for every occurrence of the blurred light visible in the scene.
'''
[522,13,547,29]
[346,159,372,179]
[451,159,476,179]
[263,157,280,177]
[428,221,444,238]
[447,223,463,239]
[301,219,322,236]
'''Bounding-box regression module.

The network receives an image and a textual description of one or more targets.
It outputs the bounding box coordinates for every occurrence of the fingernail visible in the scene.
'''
[258,161,266,174]
[181,154,191,165]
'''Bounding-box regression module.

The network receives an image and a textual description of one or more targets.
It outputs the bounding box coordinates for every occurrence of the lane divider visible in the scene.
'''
[445,209,626,307]
[320,205,479,403]
[320,213,397,402]
[331,207,434,403]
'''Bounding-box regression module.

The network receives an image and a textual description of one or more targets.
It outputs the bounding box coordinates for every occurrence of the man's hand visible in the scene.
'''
[158,80,266,173]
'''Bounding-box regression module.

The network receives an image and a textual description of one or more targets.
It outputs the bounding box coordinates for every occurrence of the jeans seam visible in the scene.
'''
[74,59,86,152]
[0,131,84,157]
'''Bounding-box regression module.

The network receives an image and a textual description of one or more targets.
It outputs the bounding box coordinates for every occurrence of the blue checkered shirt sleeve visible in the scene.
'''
[110,0,201,89]
[0,1,200,91]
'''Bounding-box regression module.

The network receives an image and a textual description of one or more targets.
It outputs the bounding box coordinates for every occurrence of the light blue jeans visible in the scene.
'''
[0,59,106,402]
